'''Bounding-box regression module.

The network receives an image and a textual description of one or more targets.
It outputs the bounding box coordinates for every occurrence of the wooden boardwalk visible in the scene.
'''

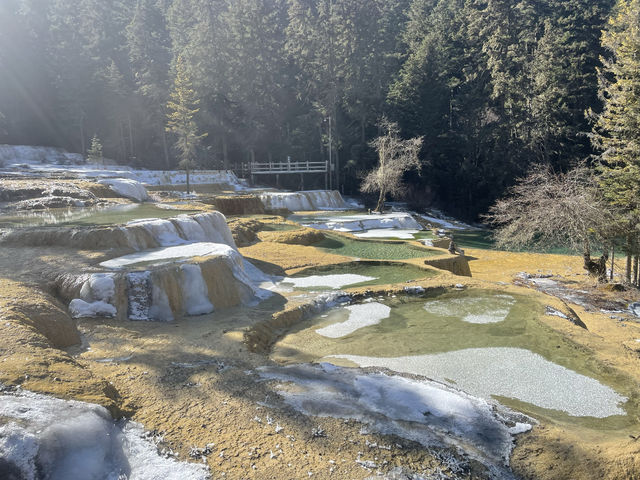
[250,159,328,175]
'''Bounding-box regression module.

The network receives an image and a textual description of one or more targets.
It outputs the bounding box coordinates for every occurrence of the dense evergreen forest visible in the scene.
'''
[0,0,617,218]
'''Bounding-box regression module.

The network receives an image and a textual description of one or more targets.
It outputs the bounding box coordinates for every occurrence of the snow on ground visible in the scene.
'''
[423,294,516,324]
[0,390,209,480]
[0,145,247,189]
[98,178,149,202]
[353,228,420,239]
[257,363,530,479]
[315,302,391,338]
[280,273,376,290]
[419,213,473,231]
[68,299,117,319]
[330,347,627,418]
[303,212,423,233]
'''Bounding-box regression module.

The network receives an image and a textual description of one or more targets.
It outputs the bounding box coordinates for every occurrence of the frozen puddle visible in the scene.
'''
[100,242,237,269]
[330,347,627,418]
[423,294,516,324]
[303,212,422,233]
[258,363,530,479]
[281,273,375,290]
[0,390,208,480]
[353,229,419,239]
[316,302,391,338]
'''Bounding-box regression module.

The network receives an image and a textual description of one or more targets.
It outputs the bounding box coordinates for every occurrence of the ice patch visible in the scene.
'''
[257,363,529,478]
[354,229,419,239]
[316,303,391,338]
[304,212,422,233]
[419,213,472,230]
[98,178,149,202]
[330,347,627,417]
[180,264,214,315]
[0,390,209,480]
[68,299,117,319]
[282,274,376,290]
[423,294,516,324]
[79,273,115,303]
[100,242,237,269]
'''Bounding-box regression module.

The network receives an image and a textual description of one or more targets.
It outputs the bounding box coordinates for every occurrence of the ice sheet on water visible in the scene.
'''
[0,390,209,480]
[257,363,530,479]
[100,242,237,269]
[281,274,376,290]
[354,229,420,239]
[330,347,627,417]
[316,302,391,338]
[304,212,423,233]
[423,294,516,324]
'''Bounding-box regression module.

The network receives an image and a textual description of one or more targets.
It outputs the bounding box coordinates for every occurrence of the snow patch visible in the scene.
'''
[316,302,391,338]
[354,229,420,239]
[68,299,117,319]
[0,390,209,480]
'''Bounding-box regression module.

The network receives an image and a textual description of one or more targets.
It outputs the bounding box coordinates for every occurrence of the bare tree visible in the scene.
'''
[485,165,614,278]
[360,118,423,212]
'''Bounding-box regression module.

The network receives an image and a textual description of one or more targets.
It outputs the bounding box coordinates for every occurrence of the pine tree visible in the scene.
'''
[87,134,103,164]
[166,55,207,194]
[591,0,640,282]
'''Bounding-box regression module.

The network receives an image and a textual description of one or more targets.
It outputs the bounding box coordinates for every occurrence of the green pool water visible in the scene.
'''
[313,234,439,260]
[272,289,637,427]
[0,204,199,228]
[286,261,439,290]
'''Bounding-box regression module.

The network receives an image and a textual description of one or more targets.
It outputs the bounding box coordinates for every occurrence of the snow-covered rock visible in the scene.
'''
[99,178,149,202]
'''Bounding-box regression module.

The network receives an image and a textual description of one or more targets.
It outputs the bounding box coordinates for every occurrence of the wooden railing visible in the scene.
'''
[249,159,328,174]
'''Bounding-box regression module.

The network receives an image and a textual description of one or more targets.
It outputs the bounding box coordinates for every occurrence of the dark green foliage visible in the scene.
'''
[0,0,617,219]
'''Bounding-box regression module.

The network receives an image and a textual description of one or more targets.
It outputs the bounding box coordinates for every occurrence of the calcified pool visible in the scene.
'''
[272,289,632,422]
[279,261,439,291]
[0,203,198,228]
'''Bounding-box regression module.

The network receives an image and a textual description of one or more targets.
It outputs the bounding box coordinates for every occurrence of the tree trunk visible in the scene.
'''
[128,115,134,160]
[162,128,170,169]
[375,187,386,213]
[626,235,632,283]
[635,255,639,286]
[610,245,615,281]
[186,167,190,195]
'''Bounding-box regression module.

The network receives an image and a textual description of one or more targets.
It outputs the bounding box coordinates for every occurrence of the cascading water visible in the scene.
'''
[259,190,347,211]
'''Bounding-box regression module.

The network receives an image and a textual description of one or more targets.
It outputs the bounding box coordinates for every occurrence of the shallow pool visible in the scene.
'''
[0,204,199,228]
[272,289,633,423]
[313,234,438,260]
[281,261,439,291]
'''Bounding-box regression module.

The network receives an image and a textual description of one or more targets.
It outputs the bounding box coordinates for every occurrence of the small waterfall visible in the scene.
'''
[126,271,152,320]
[193,212,237,248]
[259,190,347,211]
[172,215,208,242]
[128,218,184,247]
[180,264,214,315]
